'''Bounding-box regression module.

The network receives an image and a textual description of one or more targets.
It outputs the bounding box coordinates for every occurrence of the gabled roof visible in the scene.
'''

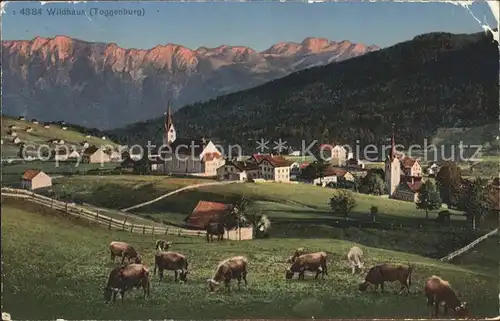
[399,181,422,193]
[203,152,222,162]
[401,157,417,169]
[324,166,349,177]
[251,154,293,168]
[225,160,260,171]
[82,145,100,156]
[22,169,42,180]
[185,201,233,229]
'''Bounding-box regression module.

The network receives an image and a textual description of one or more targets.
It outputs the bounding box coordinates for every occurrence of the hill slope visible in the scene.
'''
[112,31,498,151]
[2,197,497,319]
[2,36,378,129]
[1,116,118,158]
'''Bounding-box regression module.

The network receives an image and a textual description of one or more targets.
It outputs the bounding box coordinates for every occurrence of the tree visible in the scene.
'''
[460,178,494,229]
[225,196,254,230]
[363,173,386,195]
[299,160,329,183]
[329,190,357,221]
[416,180,442,219]
[435,162,462,208]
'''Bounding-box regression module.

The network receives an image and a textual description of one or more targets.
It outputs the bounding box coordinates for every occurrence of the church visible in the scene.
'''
[385,127,423,202]
[154,104,225,177]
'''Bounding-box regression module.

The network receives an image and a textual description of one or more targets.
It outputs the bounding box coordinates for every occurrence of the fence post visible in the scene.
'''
[122,218,127,231]
[95,212,99,222]
[130,224,134,233]
[178,230,181,237]
[142,226,146,234]
[65,202,68,211]
[152,225,155,235]
[165,228,168,236]
[108,220,112,230]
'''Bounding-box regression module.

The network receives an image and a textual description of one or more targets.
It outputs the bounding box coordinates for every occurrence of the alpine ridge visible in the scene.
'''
[1,35,379,129]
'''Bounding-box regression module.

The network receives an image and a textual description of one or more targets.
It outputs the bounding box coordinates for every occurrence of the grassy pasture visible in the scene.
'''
[52,176,479,257]
[1,116,118,158]
[2,197,497,319]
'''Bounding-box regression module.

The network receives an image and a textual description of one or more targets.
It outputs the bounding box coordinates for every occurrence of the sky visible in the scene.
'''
[1,1,497,51]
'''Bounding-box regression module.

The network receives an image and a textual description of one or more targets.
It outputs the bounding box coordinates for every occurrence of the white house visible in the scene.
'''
[217,160,260,181]
[248,154,294,182]
[68,150,80,159]
[62,126,68,130]
[21,170,52,190]
[320,144,348,164]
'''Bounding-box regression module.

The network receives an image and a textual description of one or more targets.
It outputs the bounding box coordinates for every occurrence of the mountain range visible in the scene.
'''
[1,35,379,129]
[110,31,498,152]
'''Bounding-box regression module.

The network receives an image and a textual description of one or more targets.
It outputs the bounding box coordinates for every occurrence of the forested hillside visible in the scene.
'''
[111,31,498,151]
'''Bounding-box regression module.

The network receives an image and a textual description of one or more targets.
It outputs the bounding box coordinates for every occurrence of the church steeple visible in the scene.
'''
[390,123,396,160]
[165,102,173,132]
[164,102,176,145]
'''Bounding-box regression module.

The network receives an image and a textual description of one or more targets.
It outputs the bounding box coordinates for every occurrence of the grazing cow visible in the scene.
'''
[103,264,150,303]
[424,275,469,318]
[347,246,364,275]
[286,247,307,264]
[358,263,412,294]
[155,239,172,251]
[205,222,225,243]
[207,256,248,292]
[285,252,328,280]
[109,241,142,265]
[154,251,189,282]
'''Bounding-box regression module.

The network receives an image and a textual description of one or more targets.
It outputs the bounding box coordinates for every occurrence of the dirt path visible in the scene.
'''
[120,180,243,212]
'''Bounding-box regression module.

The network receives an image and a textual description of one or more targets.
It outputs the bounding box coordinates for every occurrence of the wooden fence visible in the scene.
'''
[1,187,253,240]
[439,227,498,261]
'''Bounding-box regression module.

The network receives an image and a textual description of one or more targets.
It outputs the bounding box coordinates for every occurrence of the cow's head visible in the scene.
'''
[454,302,469,317]
[207,279,218,292]
[164,242,172,250]
[178,269,189,282]
[358,281,369,292]
[285,268,294,279]
[134,255,142,264]
[286,256,295,264]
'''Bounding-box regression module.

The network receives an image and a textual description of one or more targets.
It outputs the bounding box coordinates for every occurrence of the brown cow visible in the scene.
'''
[285,252,328,280]
[109,241,142,265]
[358,263,412,294]
[103,264,150,303]
[155,239,172,251]
[424,275,469,318]
[286,247,307,264]
[207,256,248,292]
[206,222,225,243]
[154,251,189,282]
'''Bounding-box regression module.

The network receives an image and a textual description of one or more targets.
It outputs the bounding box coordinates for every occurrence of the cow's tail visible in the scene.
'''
[143,268,151,298]
[322,253,329,275]
[407,262,413,288]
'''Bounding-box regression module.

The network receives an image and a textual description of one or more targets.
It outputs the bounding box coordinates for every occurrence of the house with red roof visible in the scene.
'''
[185,200,233,229]
[248,153,294,182]
[21,169,52,190]
[216,159,260,181]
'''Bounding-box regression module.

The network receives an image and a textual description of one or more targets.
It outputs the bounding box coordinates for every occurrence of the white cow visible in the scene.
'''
[347,246,364,274]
